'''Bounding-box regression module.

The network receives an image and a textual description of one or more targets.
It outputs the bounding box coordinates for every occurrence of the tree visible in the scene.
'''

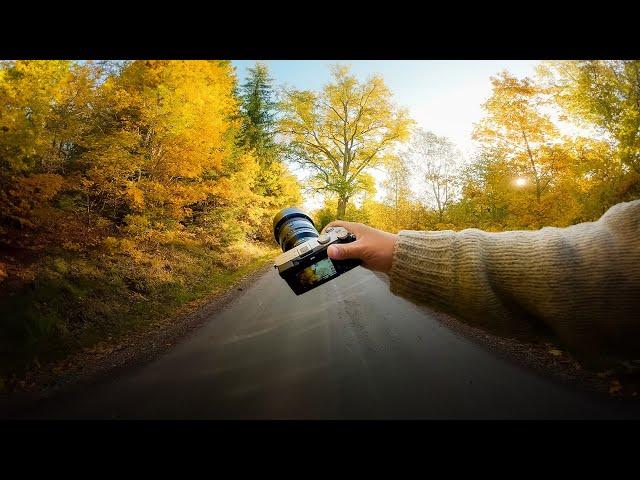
[539,60,640,174]
[0,60,96,175]
[0,60,301,248]
[0,60,306,373]
[403,129,461,222]
[236,62,302,240]
[381,155,414,231]
[80,60,242,230]
[237,61,283,199]
[473,72,559,204]
[280,65,412,219]
[564,136,631,220]
[0,60,98,233]
[237,62,278,164]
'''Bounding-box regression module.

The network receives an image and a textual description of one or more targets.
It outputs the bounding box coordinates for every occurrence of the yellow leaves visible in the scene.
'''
[102,236,119,253]
[123,215,151,237]
[475,71,557,152]
[0,61,97,175]
[113,60,237,180]
[119,238,143,260]
[125,184,145,210]
[466,71,608,230]
[0,173,65,230]
[4,61,72,106]
[280,64,412,218]
[0,60,305,382]
[15,173,65,201]
[541,61,640,174]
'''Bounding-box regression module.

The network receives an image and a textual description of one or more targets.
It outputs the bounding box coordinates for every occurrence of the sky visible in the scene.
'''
[231,60,542,210]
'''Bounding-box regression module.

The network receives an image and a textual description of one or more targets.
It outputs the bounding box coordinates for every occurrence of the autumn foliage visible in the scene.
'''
[2,59,639,383]
[0,60,300,378]
[313,62,640,234]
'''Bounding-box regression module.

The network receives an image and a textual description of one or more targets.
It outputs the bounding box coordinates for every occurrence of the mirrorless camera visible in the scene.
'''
[273,207,361,295]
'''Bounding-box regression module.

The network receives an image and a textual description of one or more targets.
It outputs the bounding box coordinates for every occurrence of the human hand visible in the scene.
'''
[321,221,398,274]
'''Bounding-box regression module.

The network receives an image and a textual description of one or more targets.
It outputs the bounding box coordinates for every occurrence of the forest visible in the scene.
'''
[1,60,639,387]
[304,63,640,234]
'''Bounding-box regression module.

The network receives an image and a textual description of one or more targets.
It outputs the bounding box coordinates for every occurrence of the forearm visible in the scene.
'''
[388,200,640,355]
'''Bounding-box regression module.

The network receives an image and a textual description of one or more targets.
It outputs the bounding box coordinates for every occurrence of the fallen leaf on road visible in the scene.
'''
[549,349,562,357]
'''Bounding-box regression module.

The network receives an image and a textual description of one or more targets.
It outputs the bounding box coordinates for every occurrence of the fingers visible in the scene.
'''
[323,220,367,260]
[328,241,364,261]
[322,220,362,235]
[324,220,365,260]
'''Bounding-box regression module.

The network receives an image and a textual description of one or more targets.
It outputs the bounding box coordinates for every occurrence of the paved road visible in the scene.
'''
[13,267,640,419]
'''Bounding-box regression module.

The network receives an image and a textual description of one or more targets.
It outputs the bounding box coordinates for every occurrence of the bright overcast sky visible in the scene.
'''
[232,60,542,209]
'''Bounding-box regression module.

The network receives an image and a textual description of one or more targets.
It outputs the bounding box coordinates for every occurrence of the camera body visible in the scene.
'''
[273,207,360,295]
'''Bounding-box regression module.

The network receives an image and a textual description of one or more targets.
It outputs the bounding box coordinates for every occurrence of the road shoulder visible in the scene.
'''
[0,260,275,413]
[373,272,640,401]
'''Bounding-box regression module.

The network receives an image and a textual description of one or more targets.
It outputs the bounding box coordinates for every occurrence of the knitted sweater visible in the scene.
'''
[389,199,640,357]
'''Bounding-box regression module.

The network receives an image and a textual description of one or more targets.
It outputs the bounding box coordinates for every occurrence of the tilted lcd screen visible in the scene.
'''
[296,257,338,287]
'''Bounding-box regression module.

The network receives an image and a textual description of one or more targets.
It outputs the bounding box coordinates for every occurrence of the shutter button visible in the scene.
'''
[317,234,331,244]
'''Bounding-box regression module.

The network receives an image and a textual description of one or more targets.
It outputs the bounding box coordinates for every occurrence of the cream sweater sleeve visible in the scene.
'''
[388,200,640,356]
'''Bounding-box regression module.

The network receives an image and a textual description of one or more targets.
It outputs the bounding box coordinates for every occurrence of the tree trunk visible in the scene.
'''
[337,196,348,220]
[522,131,541,203]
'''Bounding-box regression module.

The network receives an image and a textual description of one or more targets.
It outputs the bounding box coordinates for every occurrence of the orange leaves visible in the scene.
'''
[0,173,65,229]
[14,173,65,203]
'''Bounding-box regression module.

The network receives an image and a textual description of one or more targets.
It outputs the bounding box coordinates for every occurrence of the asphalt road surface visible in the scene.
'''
[13,267,640,419]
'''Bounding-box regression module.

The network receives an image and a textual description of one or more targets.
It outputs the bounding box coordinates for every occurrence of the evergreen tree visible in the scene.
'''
[238,62,278,165]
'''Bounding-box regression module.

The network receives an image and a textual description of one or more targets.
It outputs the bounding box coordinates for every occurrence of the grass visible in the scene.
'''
[0,238,279,386]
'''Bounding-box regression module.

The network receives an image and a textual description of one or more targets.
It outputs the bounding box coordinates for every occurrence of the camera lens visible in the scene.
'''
[273,207,319,252]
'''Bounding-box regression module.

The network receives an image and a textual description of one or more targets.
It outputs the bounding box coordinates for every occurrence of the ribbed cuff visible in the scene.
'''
[388,230,456,308]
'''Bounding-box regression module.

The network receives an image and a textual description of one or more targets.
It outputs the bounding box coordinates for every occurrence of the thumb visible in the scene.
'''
[328,241,363,261]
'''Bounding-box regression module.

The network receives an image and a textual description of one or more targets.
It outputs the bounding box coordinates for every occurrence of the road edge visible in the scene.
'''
[0,259,275,414]
[372,272,637,401]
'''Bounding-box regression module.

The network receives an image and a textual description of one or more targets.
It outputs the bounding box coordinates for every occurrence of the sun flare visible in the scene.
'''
[514,177,527,187]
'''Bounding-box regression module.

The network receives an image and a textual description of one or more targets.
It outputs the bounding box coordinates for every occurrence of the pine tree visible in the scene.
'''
[238,62,278,165]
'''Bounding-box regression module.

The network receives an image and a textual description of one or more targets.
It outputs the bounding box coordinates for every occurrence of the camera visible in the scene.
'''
[273,207,361,295]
